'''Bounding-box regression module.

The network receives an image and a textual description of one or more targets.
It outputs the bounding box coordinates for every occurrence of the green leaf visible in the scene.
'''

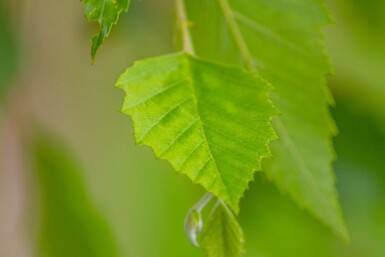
[32,133,118,257]
[182,0,348,240]
[200,202,244,257]
[116,53,276,212]
[82,0,130,60]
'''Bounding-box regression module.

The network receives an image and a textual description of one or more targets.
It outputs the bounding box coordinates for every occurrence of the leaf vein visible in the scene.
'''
[125,80,185,110]
[137,97,192,143]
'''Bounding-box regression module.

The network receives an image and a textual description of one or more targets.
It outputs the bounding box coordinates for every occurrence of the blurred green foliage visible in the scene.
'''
[327,0,385,132]
[0,1,18,103]
[31,133,118,257]
[239,101,385,257]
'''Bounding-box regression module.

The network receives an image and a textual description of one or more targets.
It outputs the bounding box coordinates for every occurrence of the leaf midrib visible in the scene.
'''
[183,57,233,205]
[98,0,107,23]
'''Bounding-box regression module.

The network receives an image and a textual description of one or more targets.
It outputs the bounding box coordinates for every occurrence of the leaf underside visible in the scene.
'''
[182,0,348,240]
[200,202,244,257]
[116,53,276,213]
[82,0,130,60]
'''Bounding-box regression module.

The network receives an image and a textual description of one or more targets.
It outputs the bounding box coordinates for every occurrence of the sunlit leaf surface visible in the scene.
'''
[117,53,276,212]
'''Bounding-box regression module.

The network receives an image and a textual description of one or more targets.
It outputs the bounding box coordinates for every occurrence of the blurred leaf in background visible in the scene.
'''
[333,99,385,257]
[237,100,385,257]
[326,0,385,132]
[31,132,119,257]
[0,1,18,104]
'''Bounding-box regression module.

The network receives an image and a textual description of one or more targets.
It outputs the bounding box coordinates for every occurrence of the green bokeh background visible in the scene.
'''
[0,0,384,256]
